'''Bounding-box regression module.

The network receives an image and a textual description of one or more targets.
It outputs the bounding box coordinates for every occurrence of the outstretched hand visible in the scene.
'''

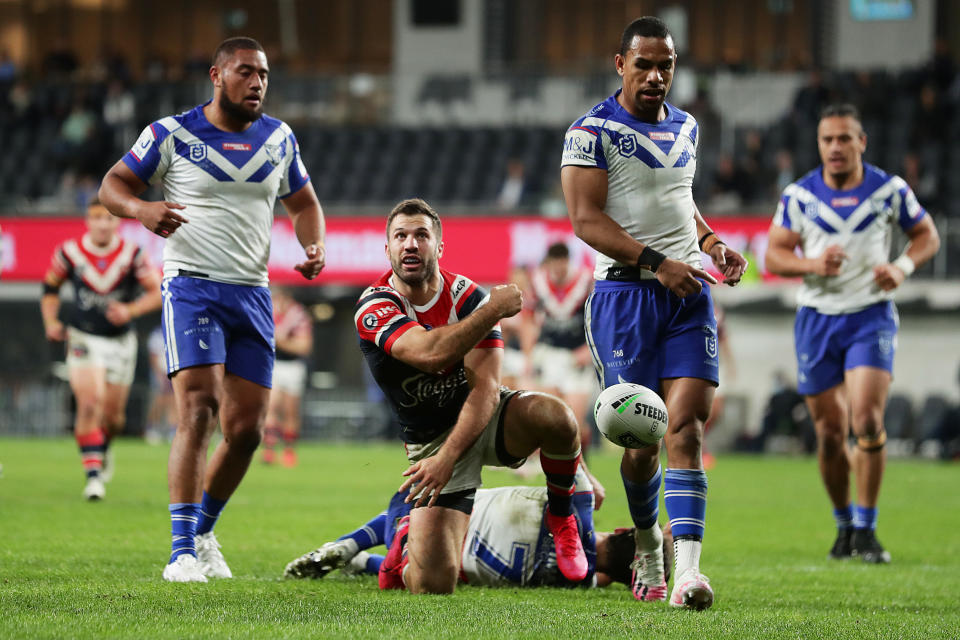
[295,244,326,280]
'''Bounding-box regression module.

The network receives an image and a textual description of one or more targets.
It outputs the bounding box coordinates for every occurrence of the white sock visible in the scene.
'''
[633,523,663,553]
[340,538,360,556]
[674,538,702,578]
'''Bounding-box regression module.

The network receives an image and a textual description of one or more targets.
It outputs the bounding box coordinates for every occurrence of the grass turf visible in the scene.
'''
[0,437,958,639]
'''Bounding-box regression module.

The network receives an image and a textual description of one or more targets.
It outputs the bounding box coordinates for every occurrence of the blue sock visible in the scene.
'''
[366,553,384,574]
[853,505,877,530]
[169,503,200,563]
[622,465,662,529]
[196,491,228,536]
[337,511,388,550]
[833,504,854,530]
[664,468,708,541]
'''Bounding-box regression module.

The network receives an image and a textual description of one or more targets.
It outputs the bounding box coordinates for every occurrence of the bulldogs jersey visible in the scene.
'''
[122,102,310,286]
[562,93,701,281]
[355,269,503,444]
[46,234,154,337]
[774,164,927,314]
[530,264,593,349]
[273,297,312,361]
[461,471,596,587]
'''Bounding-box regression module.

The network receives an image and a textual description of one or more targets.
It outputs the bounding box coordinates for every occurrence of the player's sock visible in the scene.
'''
[195,491,228,536]
[169,502,200,563]
[833,504,854,530]
[540,448,581,516]
[363,553,384,574]
[76,429,106,478]
[337,511,388,550]
[664,468,708,576]
[622,465,662,548]
[853,505,877,531]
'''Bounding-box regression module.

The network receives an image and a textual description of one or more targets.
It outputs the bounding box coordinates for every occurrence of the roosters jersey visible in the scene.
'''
[774,163,927,314]
[122,102,310,286]
[46,234,154,337]
[273,297,312,361]
[461,470,597,587]
[355,269,503,444]
[530,264,593,349]
[562,92,701,281]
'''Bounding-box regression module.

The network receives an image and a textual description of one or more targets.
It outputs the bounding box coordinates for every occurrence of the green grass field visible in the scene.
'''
[1,438,958,639]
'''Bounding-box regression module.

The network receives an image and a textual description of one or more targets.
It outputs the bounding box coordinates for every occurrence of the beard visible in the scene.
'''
[218,92,263,123]
[390,252,437,286]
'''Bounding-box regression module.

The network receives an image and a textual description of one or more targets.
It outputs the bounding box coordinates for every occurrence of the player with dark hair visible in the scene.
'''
[285,469,674,590]
[99,36,326,582]
[355,198,588,594]
[765,104,940,564]
[41,197,161,500]
[561,16,748,609]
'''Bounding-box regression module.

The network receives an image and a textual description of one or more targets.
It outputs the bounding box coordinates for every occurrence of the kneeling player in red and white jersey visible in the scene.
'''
[41,198,161,501]
[354,198,588,594]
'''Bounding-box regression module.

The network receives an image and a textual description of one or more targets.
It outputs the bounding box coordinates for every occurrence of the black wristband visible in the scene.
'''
[698,231,715,250]
[42,282,61,295]
[637,246,667,273]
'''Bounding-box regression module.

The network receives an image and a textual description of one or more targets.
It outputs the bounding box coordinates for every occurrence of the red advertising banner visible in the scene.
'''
[0,215,775,285]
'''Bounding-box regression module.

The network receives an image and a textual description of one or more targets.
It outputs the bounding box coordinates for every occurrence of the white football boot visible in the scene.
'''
[83,476,105,501]
[195,532,233,578]
[162,554,208,583]
[284,539,359,579]
[669,568,714,610]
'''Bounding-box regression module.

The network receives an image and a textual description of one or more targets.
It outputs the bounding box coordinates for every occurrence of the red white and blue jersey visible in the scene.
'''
[774,163,927,314]
[354,269,503,444]
[46,234,154,337]
[122,101,310,286]
[530,264,593,349]
[562,92,701,280]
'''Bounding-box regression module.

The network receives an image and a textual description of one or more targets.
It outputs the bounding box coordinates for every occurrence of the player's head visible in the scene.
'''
[84,195,120,246]
[817,104,867,183]
[210,36,268,124]
[542,242,570,282]
[386,198,444,286]
[594,527,636,585]
[616,17,676,122]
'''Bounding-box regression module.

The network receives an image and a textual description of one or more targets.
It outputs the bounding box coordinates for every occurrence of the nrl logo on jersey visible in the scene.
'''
[189,143,207,162]
[617,134,638,157]
[265,140,287,166]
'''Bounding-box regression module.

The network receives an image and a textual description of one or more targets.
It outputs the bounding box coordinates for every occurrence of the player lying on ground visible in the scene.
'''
[285,469,673,589]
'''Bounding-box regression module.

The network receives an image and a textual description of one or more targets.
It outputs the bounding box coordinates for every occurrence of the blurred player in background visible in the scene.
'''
[285,468,671,590]
[529,242,596,451]
[262,286,313,467]
[765,104,940,564]
[498,266,536,391]
[99,37,326,583]
[144,325,176,445]
[561,17,747,609]
[40,197,161,501]
[355,198,587,594]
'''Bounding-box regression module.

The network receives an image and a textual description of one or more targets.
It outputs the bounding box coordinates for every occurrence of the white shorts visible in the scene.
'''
[404,389,525,495]
[501,347,527,381]
[272,359,307,395]
[532,344,597,395]
[66,328,138,386]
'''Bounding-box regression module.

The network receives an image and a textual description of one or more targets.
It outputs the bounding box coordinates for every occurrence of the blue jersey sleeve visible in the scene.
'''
[278,131,310,199]
[122,121,173,185]
[894,179,926,231]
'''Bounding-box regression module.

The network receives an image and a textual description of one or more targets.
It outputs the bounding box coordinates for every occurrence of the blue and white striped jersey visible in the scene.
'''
[122,101,310,286]
[773,163,927,314]
[562,91,701,280]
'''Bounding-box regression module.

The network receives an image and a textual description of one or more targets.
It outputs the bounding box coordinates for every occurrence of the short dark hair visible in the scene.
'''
[620,17,672,56]
[820,103,861,122]
[212,37,265,67]
[545,242,570,261]
[387,198,442,238]
[601,528,636,585]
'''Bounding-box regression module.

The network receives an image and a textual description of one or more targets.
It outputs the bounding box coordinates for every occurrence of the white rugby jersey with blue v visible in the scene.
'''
[122,101,310,286]
[561,91,702,280]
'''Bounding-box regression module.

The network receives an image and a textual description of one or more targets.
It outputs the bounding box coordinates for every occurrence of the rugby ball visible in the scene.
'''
[594,383,668,448]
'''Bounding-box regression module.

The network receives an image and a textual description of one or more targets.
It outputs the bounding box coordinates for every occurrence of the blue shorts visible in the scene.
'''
[794,301,898,396]
[161,276,275,388]
[585,279,719,392]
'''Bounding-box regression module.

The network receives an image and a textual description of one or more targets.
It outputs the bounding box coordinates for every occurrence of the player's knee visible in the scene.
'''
[668,418,703,453]
[223,423,262,455]
[851,409,883,440]
[179,390,220,431]
[817,427,846,458]
[412,564,458,594]
[529,393,579,444]
[75,394,104,424]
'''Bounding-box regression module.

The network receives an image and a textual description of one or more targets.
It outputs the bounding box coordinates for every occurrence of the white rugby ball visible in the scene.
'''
[594,383,668,448]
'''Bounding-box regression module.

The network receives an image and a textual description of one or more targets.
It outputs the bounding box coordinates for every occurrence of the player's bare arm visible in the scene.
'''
[562,165,715,298]
[99,161,188,237]
[40,271,65,341]
[765,225,847,277]
[282,182,326,280]
[873,215,940,291]
[693,207,747,286]
[389,284,522,375]
[400,347,503,507]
